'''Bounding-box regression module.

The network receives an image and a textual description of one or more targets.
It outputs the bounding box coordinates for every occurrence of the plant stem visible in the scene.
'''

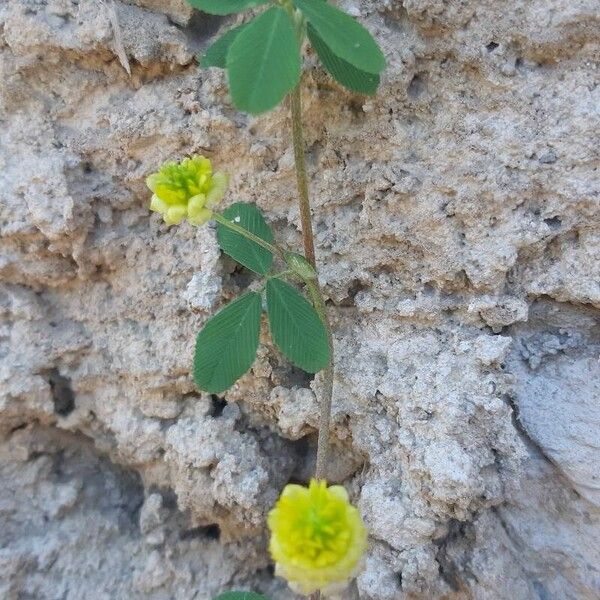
[267,269,295,281]
[290,84,316,269]
[289,89,335,482]
[305,282,334,480]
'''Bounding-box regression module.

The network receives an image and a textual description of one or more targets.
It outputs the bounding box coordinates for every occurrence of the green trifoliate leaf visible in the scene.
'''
[227,7,301,114]
[200,24,249,68]
[266,279,329,373]
[293,0,385,75]
[187,0,268,15]
[307,24,380,95]
[217,202,274,275]
[214,593,270,600]
[194,292,262,393]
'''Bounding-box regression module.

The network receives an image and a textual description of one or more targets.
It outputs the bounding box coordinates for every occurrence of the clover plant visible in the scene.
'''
[147,1,385,597]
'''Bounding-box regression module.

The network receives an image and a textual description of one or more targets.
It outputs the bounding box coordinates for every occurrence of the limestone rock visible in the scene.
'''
[1,0,599,598]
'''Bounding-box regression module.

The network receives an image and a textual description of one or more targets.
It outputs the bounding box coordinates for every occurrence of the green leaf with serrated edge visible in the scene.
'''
[187,0,268,16]
[214,593,270,600]
[293,0,385,75]
[307,24,380,95]
[194,292,262,393]
[200,24,248,68]
[217,202,274,275]
[227,7,300,114]
[266,279,329,373]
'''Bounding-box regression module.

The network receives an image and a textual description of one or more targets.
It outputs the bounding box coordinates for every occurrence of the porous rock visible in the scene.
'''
[1,0,599,598]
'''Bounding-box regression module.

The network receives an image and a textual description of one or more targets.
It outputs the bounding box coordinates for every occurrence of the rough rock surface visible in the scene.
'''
[1,1,599,599]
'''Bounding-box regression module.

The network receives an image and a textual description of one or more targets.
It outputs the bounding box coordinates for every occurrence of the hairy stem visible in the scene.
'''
[305,281,334,481]
[290,84,317,268]
[289,88,335,484]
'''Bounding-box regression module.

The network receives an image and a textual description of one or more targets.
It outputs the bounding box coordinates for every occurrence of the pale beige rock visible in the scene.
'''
[1,0,599,598]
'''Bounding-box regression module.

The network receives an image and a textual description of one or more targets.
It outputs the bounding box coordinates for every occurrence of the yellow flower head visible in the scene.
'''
[267,479,368,595]
[146,155,229,226]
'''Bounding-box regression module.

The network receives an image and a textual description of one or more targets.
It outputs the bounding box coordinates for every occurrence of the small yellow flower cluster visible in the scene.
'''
[146,155,229,226]
[268,479,367,595]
